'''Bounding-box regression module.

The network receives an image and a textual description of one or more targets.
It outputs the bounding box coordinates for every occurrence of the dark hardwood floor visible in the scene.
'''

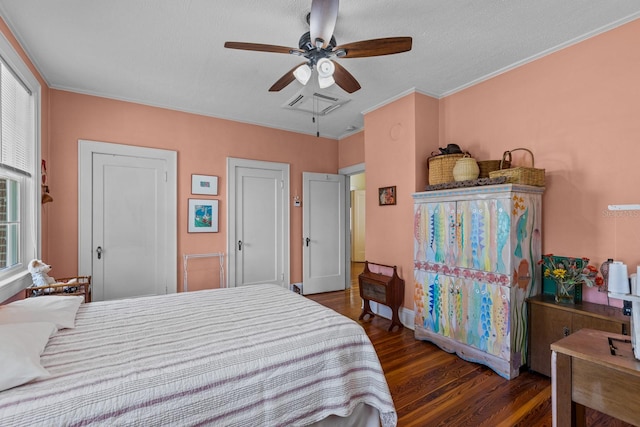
[305,262,631,427]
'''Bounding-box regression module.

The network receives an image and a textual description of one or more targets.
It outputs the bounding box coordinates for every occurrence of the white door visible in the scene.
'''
[227,158,290,288]
[79,140,177,301]
[351,189,366,262]
[302,172,346,294]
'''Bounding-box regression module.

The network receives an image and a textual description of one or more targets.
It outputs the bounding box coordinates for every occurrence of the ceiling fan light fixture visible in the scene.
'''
[317,58,335,78]
[317,58,335,88]
[318,75,335,89]
[293,64,312,85]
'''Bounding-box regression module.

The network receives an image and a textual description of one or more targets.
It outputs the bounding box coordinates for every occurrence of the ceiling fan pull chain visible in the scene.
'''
[314,95,320,137]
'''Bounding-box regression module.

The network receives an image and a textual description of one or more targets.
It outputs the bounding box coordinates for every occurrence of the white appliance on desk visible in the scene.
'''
[608,204,640,360]
[608,263,640,360]
[609,290,640,360]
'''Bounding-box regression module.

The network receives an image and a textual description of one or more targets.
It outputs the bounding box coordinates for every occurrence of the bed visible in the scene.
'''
[0,284,397,426]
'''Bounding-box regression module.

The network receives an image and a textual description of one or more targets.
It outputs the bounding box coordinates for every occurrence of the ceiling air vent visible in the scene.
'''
[283,91,350,116]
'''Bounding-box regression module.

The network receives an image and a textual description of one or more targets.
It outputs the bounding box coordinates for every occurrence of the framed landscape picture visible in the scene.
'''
[188,199,218,233]
[191,174,218,195]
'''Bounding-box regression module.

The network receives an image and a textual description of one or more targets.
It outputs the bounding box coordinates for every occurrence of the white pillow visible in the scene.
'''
[0,322,57,391]
[0,295,83,329]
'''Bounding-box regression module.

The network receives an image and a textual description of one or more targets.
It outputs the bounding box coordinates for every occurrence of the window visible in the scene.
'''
[0,32,40,302]
[0,176,20,268]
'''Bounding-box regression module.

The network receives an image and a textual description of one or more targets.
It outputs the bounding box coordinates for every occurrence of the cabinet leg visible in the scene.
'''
[388,309,402,332]
[359,299,375,321]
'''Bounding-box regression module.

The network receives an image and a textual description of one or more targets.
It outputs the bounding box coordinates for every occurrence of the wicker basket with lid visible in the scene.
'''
[427,153,465,185]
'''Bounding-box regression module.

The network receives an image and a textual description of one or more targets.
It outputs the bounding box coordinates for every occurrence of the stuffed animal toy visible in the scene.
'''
[27,259,77,295]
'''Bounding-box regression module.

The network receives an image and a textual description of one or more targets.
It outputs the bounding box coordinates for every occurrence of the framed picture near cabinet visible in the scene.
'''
[191,174,218,195]
[378,186,396,205]
[188,199,218,233]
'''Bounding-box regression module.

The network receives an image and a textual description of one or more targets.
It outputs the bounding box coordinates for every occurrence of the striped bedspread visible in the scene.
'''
[0,284,396,426]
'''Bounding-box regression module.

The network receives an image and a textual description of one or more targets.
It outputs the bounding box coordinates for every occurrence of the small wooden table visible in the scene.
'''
[551,328,640,426]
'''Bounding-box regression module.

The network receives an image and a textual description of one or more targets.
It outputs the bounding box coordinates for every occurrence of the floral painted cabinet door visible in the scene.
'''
[456,199,511,275]
[414,271,458,339]
[414,201,457,266]
[414,199,511,275]
[413,184,543,379]
[415,270,511,360]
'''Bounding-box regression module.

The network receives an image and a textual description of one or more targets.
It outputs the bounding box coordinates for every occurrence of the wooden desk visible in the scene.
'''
[551,328,640,426]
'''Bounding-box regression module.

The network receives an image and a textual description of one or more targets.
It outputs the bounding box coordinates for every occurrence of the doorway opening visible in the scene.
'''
[339,163,365,288]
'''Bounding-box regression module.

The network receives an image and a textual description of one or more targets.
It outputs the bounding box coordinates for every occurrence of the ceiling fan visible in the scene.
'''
[224,0,412,94]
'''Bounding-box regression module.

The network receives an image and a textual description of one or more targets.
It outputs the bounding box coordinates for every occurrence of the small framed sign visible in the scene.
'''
[378,186,396,206]
[188,199,218,233]
[191,174,218,195]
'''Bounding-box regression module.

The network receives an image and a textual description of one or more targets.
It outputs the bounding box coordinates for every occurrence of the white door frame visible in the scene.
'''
[78,140,177,293]
[226,157,290,288]
[339,162,365,288]
[351,190,366,262]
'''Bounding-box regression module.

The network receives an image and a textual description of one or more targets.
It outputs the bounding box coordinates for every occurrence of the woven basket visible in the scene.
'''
[477,159,511,178]
[488,148,545,187]
[452,154,480,181]
[428,153,465,185]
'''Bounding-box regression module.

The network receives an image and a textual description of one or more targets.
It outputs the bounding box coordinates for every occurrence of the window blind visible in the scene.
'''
[0,60,33,177]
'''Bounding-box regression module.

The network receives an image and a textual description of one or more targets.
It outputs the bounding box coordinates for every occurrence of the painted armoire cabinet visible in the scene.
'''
[413,184,543,379]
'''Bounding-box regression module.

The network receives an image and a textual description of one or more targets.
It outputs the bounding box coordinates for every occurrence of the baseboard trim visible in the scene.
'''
[367,301,415,331]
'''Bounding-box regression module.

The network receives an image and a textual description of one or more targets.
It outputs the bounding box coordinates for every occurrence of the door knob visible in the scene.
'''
[96,246,103,260]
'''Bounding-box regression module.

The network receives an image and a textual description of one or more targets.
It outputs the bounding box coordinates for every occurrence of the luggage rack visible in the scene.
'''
[182,252,225,292]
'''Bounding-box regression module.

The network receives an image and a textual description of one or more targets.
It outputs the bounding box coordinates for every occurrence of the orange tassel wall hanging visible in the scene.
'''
[41,159,53,204]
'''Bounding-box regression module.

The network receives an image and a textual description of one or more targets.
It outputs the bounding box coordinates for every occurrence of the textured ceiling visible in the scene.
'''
[1,1,639,139]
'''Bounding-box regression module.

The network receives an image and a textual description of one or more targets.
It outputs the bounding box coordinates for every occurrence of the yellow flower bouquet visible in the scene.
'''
[538,255,603,303]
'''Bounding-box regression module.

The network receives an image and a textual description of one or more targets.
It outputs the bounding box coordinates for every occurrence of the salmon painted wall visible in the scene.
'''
[47,90,338,291]
[439,19,640,304]
[363,93,439,306]
[364,95,413,283]
[338,131,364,169]
[415,93,439,192]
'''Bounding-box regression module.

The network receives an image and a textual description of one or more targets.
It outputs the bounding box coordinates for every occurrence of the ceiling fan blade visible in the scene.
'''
[309,0,339,49]
[335,37,412,58]
[224,41,303,55]
[332,62,361,93]
[269,63,307,92]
